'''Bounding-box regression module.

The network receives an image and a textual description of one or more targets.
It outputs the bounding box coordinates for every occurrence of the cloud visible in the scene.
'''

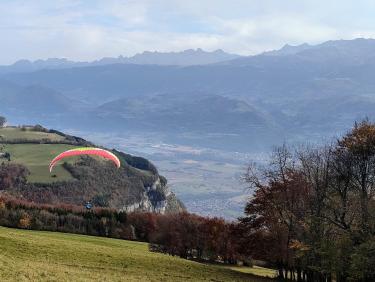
[0,0,375,64]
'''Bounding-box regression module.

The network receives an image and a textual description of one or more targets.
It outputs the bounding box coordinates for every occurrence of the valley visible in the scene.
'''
[67,130,267,218]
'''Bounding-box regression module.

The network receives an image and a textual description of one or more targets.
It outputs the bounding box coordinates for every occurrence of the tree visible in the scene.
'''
[350,239,375,281]
[0,116,6,127]
[241,145,310,280]
[0,163,29,190]
[18,212,31,229]
[241,120,375,281]
[335,120,375,238]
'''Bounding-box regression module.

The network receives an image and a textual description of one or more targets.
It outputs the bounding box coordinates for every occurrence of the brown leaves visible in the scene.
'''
[0,163,29,190]
[339,119,375,156]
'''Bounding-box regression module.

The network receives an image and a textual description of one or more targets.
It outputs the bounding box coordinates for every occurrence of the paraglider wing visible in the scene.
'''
[49,147,121,172]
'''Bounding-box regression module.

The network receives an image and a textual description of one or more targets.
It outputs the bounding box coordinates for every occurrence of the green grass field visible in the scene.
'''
[0,127,65,142]
[225,266,277,278]
[0,226,274,282]
[0,127,79,183]
[3,144,79,183]
[0,127,121,183]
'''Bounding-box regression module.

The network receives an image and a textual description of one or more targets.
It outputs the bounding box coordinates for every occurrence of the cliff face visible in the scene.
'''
[113,150,184,213]
[122,176,184,213]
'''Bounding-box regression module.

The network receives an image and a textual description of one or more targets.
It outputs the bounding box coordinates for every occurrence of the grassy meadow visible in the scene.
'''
[0,127,65,142]
[0,226,275,282]
[3,144,79,183]
[0,127,79,183]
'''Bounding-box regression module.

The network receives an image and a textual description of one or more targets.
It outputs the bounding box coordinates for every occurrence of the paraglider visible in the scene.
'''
[85,201,93,210]
[49,147,121,172]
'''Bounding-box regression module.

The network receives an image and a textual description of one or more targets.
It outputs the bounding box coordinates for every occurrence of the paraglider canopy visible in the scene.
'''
[49,147,121,172]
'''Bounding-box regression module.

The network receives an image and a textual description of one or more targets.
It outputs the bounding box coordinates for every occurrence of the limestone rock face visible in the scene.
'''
[122,176,184,214]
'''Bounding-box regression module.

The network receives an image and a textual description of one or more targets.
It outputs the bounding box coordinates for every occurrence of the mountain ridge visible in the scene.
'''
[0,49,241,74]
[4,38,375,150]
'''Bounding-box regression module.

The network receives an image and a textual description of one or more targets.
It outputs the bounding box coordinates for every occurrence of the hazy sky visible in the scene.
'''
[1,0,375,64]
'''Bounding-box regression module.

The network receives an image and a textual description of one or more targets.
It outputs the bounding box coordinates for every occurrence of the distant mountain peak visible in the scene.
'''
[264,42,313,56]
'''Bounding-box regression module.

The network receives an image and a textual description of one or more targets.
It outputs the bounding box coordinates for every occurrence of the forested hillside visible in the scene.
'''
[0,125,183,213]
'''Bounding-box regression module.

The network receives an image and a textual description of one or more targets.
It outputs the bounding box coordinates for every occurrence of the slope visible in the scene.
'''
[0,226,274,282]
[0,126,183,213]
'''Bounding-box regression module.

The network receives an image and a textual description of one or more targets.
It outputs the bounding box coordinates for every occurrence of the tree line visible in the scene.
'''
[240,120,375,281]
[0,195,242,264]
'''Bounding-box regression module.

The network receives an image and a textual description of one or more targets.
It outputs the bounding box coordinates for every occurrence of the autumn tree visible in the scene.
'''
[0,163,29,190]
[241,120,375,281]
[241,145,310,280]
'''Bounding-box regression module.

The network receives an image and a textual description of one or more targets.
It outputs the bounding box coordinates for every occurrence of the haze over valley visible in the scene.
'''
[2,39,375,217]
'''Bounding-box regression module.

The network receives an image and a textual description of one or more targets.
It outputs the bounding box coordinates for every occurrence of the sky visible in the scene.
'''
[1,0,375,64]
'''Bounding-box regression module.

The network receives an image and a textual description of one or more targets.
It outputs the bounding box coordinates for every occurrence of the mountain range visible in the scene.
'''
[0,49,240,74]
[2,38,375,217]
[2,38,375,145]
